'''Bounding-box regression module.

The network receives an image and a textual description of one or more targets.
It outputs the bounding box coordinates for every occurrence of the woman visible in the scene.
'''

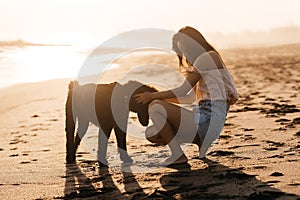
[135,26,238,165]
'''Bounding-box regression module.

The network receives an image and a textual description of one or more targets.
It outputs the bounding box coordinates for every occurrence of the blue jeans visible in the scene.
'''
[193,100,229,158]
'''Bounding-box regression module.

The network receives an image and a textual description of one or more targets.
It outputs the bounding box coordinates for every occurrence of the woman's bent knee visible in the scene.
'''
[149,99,167,111]
[148,99,163,108]
[148,100,166,116]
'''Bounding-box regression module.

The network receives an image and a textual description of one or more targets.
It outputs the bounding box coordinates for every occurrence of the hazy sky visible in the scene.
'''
[0,0,299,44]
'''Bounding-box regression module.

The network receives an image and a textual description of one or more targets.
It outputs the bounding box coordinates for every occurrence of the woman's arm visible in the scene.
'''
[135,71,201,104]
[165,87,196,104]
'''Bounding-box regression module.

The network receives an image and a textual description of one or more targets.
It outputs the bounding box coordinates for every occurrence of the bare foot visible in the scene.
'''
[163,154,188,166]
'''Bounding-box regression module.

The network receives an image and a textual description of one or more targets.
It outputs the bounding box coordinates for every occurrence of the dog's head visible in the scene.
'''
[123,81,157,126]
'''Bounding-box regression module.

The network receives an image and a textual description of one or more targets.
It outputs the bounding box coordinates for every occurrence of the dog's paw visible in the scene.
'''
[98,161,108,168]
[98,158,108,166]
[119,149,133,163]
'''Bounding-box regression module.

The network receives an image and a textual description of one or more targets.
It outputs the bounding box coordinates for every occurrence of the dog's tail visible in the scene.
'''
[65,80,78,163]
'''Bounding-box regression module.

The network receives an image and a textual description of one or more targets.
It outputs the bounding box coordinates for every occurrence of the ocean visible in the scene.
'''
[0,44,123,88]
[0,45,85,88]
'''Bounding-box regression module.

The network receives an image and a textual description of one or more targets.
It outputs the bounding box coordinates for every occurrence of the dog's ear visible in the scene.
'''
[137,111,149,126]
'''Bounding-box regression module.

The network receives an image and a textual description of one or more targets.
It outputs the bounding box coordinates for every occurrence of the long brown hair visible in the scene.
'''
[172,26,217,68]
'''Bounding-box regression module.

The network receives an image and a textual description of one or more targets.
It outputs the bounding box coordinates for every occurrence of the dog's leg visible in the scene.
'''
[114,125,133,164]
[65,80,76,164]
[74,133,81,153]
[73,120,89,160]
[98,128,111,166]
[66,129,75,164]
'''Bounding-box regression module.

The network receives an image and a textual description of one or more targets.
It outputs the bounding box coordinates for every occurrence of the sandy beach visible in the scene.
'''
[0,44,299,199]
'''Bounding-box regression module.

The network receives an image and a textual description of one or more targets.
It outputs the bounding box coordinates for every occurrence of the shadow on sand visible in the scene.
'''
[60,158,299,199]
[62,162,106,199]
[60,161,147,199]
[156,158,299,200]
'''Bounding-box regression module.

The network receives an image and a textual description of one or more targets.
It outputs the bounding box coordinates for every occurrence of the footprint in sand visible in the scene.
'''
[228,144,260,150]
[76,152,88,158]
[234,133,243,137]
[292,117,300,124]
[9,139,28,145]
[31,114,40,118]
[282,117,300,129]
[243,128,254,131]
[264,147,279,151]
[268,154,284,159]
[77,151,89,155]
[219,135,231,139]
[226,115,236,119]
[262,103,300,115]
[270,172,284,177]
[243,135,256,141]
[283,146,299,155]
[275,118,291,126]
[208,150,234,156]
[142,144,163,147]
[10,183,20,186]
[284,152,295,156]
[275,118,290,122]
[9,154,19,157]
[224,123,235,127]
[9,140,19,145]
[264,140,285,147]
[228,145,243,149]
[252,165,267,169]
[288,183,300,186]
[273,127,287,131]
[232,106,261,113]
[31,128,48,131]
[0,148,3,151]
[279,99,290,103]
[20,161,31,164]
[267,180,281,183]
[250,91,260,96]
[48,118,58,122]
[265,98,276,101]
[158,149,169,153]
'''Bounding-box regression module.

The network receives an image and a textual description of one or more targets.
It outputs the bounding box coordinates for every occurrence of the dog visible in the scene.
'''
[65,80,157,165]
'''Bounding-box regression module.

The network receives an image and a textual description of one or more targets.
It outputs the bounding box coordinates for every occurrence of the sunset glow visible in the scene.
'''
[0,0,299,43]
[0,0,300,87]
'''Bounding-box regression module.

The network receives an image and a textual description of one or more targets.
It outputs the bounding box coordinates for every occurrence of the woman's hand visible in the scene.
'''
[228,93,238,105]
[135,92,156,104]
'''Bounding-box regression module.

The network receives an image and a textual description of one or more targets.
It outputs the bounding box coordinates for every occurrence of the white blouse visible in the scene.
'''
[193,51,238,104]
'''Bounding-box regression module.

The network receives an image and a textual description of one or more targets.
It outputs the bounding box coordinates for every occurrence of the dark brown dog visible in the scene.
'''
[65,80,157,164]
